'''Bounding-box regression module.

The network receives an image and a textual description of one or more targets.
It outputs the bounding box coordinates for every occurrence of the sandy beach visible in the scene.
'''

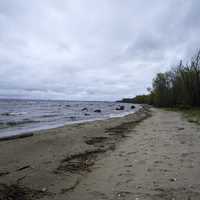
[0,106,149,199]
[1,106,200,199]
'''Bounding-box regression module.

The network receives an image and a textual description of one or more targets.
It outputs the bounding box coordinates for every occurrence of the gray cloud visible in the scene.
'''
[0,0,200,100]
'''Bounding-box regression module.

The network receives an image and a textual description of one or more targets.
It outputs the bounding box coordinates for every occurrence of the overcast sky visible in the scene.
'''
[0,0,200,101]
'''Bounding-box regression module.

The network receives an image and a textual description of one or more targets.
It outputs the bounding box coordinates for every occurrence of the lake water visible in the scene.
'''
[0,99,139,138]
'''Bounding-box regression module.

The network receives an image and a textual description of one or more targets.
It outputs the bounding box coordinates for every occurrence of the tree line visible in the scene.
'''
[122,49,200,108]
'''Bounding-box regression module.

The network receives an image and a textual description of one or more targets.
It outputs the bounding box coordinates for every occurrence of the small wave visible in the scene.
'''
[64,116,77,121]
[0,119,40,128]
[1,112,27,116]
[40,114,59,118]
[1,113,11,116]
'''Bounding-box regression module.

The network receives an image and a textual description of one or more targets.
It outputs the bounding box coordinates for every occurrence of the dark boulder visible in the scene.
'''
[116,106,125,110]
[131,105,135,109]
[94,109,101,113]
[81,108,88,111]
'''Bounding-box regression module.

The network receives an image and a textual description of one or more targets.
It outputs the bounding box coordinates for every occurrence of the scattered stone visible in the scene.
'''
[116,191,133,198]
[116,106,125,110]
[170,178,176,182]
[131,105,135,109]
[81,108,88,111]
[94,109,101,113]
[41,188,47,192]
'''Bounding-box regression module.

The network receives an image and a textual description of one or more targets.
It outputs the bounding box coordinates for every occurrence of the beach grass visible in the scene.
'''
[163,107,200,124]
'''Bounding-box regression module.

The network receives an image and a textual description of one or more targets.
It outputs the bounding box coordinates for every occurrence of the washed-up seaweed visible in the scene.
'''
[56,149,106,174]
[0,183,48,200]
[85,137,108,145]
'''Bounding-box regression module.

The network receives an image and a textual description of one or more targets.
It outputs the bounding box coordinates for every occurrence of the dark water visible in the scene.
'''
[0,99,139,138]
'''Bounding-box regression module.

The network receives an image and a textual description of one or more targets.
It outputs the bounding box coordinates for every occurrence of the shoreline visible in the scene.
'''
[2,106,200,199]
[0,105,150,199]
[0,105,142,142]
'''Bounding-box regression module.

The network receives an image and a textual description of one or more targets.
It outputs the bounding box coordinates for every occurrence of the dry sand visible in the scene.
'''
[1,107,200,200]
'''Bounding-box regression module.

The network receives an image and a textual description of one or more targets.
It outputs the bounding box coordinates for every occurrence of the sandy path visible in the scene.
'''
[66,108,200,200]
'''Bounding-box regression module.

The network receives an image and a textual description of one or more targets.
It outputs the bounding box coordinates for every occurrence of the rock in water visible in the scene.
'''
[116,106,125,110]
[81,108,88,111]
[94,109,101,113]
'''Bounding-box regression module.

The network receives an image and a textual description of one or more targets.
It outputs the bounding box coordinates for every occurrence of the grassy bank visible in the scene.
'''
[164,107,200,124]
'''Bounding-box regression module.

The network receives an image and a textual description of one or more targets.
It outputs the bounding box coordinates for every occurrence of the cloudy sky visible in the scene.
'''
[0,0,200,101]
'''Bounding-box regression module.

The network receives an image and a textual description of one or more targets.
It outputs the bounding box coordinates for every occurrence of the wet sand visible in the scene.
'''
[1,107,200,199]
